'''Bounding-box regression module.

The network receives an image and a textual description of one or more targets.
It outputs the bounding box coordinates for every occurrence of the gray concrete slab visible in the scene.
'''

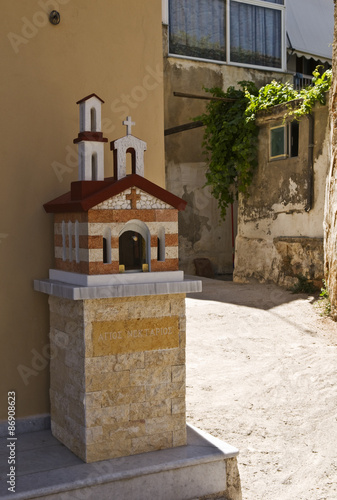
[0,416,51,439]
[0,424,238,500]
[33,278,202,300]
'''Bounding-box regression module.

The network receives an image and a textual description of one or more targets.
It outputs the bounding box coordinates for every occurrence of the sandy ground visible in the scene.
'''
[186,278,337,500]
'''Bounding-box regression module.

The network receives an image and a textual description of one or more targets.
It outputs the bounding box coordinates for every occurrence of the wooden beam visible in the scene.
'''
[164,121,204,136]
[173,91,235,102]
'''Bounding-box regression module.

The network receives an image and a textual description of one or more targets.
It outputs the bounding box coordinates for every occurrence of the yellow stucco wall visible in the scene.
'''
[0,1,165,419]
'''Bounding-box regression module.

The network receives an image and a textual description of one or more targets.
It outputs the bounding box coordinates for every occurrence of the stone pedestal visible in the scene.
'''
[47,291,188,463]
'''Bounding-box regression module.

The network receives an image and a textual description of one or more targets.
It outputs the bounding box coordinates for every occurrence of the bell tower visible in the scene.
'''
[110,115,147,180]
[73,93,108,181]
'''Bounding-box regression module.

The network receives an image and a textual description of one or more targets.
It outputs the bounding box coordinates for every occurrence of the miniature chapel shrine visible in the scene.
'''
[44,94,186,284]
[34,94,201,462]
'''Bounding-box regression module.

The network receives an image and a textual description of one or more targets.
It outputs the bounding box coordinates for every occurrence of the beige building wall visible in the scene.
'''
[0,1,165,419]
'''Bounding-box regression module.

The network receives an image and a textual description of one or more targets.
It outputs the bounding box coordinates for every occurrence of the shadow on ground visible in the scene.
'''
[186,276,320,311]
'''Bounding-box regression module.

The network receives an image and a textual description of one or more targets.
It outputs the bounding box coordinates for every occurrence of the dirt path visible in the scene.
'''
[186,278,337,500]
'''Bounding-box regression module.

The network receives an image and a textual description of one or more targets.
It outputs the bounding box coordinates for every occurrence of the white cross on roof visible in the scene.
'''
[123,116,135,136]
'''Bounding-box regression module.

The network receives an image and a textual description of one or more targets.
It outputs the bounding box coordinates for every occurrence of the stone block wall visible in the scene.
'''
[234,236,324,288]
[274,237,324,287]
[49,293,187,463]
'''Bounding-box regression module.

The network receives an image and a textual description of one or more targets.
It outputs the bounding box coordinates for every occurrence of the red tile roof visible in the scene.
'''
[76,93,105,104]
[44,174,187,213]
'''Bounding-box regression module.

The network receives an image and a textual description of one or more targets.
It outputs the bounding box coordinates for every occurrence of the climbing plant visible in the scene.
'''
[197,67,332,219]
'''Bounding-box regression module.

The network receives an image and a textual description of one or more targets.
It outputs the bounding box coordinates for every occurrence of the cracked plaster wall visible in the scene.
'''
[166,161,236,275]
[163,25,291,276]
[234,101,330,287]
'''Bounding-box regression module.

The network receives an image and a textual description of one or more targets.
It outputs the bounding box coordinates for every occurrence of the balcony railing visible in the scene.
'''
[293,73,313,90]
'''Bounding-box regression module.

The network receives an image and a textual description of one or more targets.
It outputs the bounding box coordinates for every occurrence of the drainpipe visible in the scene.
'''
[231,203,235,269]
[305,113,314,212]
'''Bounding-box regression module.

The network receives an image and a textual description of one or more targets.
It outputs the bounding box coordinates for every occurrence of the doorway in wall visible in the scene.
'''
[119,230,146,271]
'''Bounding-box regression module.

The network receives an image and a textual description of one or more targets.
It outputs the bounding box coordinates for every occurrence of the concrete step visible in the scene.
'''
[0,424,240,500]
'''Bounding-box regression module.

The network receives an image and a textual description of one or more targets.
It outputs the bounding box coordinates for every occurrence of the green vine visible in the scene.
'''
[319,279,331,316]
[197,67,332,219]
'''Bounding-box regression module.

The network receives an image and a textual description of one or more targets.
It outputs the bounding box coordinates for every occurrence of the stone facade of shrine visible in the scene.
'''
[52,189,179,275]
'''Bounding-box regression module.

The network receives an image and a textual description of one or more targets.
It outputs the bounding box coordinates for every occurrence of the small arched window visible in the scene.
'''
[61,221,66,261]
[75,221,80,263]
[91,153,98,180]
[126,147,136,175]
[90,107,96,132]
[157,226,165,262]
[79,150,85,181]
[103,228,111,264]
[68,221,73,262]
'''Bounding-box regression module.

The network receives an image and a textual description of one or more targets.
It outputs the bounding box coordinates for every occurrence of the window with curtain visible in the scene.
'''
[169,0,284,69]
[169,0,226,62]
[230,1,282,68]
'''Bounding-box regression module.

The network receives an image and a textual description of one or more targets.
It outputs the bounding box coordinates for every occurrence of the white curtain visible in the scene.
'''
[169,0,226,61]
[230,1,282,68]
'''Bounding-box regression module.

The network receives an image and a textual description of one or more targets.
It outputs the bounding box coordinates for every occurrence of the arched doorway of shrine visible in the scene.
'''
[119,220,151,271]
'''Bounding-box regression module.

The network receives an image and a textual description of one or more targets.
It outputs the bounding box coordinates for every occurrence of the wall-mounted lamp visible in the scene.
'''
[49,10,61,25]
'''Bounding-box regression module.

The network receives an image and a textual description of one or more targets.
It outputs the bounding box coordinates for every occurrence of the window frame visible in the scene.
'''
[166,0,286,72]
[162,0,169,25]
[270,124,287,160]
[269,120,299,161]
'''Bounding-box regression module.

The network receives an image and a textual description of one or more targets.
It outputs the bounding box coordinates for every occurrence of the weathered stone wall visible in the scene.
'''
[234,100,330,287]
[49,293,186,463]
[163,24,291,276]
[324,0,337,318]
